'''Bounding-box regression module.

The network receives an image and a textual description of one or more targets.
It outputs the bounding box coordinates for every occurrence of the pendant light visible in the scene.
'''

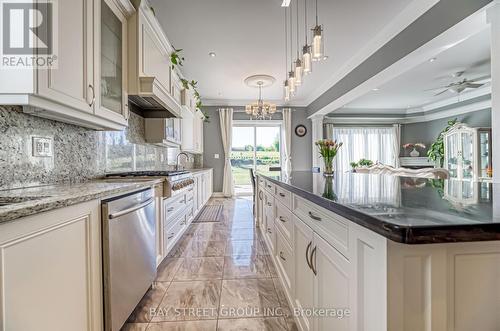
[287,4,296,94]
[311,0,325,61]
[283,7,290,101]
[302,0,312,74]
[294,0,303,86]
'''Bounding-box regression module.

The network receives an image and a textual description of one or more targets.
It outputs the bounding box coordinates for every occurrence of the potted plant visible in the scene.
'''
[427,119,458,167]
[403,143,426,157]
[315,139,343,176]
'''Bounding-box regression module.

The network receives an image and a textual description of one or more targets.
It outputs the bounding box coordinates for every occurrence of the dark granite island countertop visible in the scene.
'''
[257,171,500,244]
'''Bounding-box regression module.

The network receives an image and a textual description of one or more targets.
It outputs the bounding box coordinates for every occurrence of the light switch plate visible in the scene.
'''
[214,154,219,159]
[32,137,53,157]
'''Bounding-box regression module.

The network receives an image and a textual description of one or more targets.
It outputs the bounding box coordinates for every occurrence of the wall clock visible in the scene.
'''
[295,124,307,137]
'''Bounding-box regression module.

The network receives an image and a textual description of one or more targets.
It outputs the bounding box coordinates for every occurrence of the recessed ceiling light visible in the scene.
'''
[372,88,380,91]
[208,52,216,57]
[429,57,437,63]
[281,0,291,7]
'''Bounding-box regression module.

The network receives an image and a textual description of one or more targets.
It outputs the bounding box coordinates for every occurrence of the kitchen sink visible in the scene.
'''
[0,196,51,206]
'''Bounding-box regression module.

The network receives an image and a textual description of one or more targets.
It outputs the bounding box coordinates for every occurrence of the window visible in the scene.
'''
[230,122,281,195]
[332,127,396,173]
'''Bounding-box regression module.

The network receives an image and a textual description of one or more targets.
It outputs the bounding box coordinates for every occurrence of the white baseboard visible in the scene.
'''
[211,192,226,198]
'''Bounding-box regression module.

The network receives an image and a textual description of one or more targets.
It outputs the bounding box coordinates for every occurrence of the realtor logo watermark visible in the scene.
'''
[1,0,58,68]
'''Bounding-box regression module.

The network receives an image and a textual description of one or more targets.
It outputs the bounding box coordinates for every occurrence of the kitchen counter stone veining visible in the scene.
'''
[0,178,165,224]
[258,171,500,244]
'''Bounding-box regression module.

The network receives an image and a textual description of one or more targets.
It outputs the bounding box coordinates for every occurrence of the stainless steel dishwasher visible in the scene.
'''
[102,188,156,331]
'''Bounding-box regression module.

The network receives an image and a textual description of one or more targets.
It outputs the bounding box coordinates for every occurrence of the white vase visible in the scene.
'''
[410,148,419,157]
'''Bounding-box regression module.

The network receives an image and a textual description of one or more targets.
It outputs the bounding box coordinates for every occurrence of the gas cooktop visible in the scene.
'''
[105,170,190,177]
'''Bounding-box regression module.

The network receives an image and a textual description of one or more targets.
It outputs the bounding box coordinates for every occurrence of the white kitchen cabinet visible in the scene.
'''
[263,191,276,254]
[181,104,204,154]
[37,0,94,115]
[313,233,351,331]
[0,0,134,130]
[181,107,195,151]
[293,216,315,331]
[256,185,265,228]
[0,200,103,331]
[94,0,133,126]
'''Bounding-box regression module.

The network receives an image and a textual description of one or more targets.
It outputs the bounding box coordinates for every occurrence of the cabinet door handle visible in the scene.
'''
[167,233,174,239]
[279,251,286,261]
[308,211,322,221]
[267,228,272,233]
[279,193,285,197]
[167,207,174,212]
[267,202,272,207]
[88,84,95,107]
[259,191,263,200]
[305,241,313,270]
[267,185,272,188]
[279,216,286,223]
[188,198,193,202]
[311,246,317,276]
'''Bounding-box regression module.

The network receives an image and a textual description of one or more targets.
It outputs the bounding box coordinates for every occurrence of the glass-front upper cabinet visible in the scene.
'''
[443,123,492,182]
[95,0,134,125]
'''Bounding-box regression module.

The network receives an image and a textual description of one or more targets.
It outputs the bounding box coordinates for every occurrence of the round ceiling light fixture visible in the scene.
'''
[209,52,216,57]
[244,75,277,120]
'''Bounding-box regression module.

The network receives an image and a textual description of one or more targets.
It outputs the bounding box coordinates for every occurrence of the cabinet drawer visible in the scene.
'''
[275,199,293,247]
[275,185,292,210]
[276,227,294,297]
[165,214,186,252]
[264,180,275,194]
[164,194,186,222]
[257,176,265,187]
[293,195,349,258]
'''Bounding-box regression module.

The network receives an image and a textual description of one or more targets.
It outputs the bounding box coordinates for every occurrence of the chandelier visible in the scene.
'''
[244,75,277,120]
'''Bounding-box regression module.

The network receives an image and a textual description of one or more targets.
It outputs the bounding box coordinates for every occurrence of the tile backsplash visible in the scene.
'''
[0,106,201,189]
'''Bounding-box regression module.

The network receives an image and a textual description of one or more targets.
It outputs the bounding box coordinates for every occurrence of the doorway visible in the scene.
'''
[231,122,281,195]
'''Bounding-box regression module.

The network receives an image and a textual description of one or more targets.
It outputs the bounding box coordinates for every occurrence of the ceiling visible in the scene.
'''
[340,28,491,114]
[150,0,414,106]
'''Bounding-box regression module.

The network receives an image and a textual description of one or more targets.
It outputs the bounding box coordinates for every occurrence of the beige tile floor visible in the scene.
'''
[122,197,298,331]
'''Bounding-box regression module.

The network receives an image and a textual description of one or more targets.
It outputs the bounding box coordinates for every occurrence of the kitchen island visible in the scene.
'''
[256,171,500,331]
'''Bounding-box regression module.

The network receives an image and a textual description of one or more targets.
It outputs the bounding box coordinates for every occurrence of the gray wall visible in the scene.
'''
[202,106,312,192]
[401,108,491,156]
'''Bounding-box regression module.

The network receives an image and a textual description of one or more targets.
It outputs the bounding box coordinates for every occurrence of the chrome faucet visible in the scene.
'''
[176,152,189,171]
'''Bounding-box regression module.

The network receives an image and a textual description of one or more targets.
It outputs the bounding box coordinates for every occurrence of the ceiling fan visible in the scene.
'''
[427,72,490,96]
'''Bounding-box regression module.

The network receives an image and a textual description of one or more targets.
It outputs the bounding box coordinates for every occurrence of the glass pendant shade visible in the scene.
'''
[288,71,296,94]
[284,81,290,101]
[302,45,312,74]
[312,25,324,61]
[294,59,303,86]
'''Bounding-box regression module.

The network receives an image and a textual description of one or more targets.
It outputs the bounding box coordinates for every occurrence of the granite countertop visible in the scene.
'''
[0,178,165,224]
[258,171,500,244]
[189,168,213,174]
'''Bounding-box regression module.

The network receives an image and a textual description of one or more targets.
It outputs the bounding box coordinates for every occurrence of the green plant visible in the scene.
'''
[358,159,373,167]
[350,162,358,169]
[170,48,184,69]
[427,119,458,167]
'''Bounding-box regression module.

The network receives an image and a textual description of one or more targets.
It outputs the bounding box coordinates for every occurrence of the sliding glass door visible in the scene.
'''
[231,123,281,195]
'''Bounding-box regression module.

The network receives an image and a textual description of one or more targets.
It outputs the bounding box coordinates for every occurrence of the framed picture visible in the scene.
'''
[295,124,307,137]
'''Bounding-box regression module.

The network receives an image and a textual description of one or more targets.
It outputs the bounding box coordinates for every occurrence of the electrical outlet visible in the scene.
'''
[32,137,53,157]
[214,154,219,159]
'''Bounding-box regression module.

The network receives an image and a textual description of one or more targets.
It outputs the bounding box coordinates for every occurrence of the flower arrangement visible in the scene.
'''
[403,143,426,150]
[315,139,343,176]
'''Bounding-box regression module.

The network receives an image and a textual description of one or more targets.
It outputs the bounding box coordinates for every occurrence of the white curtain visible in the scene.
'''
[332,127,396,173]
[219,108,234,197]
[392,124,401,168]
[282,108,292,174]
